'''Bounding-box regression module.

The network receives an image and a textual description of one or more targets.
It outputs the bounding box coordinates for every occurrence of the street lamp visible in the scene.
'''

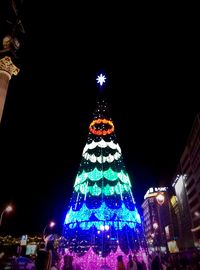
[43,221,55,240]
[153,221,159,230]
[155,192,166,251]
[156,193,165,205]
[0,205,13,226]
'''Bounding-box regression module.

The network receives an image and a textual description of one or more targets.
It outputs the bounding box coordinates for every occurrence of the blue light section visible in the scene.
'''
[67,220,137,230]
[64,202,141,230]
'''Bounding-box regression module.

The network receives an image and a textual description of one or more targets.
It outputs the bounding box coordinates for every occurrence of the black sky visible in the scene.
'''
[0,1,199,236]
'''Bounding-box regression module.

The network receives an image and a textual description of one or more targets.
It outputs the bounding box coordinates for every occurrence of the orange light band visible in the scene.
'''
[89,118,114,136]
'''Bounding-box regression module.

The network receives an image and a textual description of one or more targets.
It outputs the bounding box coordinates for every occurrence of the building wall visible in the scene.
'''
[141,113,200,252]
[142,188,170,253]
[173,113,200,249]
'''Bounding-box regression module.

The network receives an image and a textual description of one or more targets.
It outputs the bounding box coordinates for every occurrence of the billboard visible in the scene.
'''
[167,240,179,253]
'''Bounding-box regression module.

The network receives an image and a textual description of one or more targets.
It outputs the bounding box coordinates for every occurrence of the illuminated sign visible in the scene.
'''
[20,235,28,246]
[144,187,167,199]
[172,174,187,187]
[167,240,179,253]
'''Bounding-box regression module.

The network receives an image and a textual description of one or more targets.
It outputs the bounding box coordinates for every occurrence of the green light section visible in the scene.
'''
[103,184,115,196]
[74,168,132,186]
[89,183,101,196]
[74,172,88,186]
[74,168,132,195]
[104,168,118,180]
[74,181,130,196]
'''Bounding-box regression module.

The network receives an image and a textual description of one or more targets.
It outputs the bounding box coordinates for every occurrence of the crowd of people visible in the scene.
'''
[1,240,200,270]
[36,247,200,270]
[35,241,76,270]
[117,254,146,270]
[116,252,200,270]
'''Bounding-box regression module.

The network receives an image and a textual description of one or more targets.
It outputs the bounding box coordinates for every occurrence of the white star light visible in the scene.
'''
[96,74,106,86]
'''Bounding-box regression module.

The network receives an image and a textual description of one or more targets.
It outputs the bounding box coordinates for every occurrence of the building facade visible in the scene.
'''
[172,113,200,249]
[142,113,200,254]
[142,187,173,253]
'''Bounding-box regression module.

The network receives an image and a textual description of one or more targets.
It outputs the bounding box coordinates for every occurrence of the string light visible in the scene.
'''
[89,118,114,136]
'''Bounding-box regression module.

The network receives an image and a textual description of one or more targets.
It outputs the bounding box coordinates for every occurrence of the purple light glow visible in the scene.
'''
[60,246,148,270]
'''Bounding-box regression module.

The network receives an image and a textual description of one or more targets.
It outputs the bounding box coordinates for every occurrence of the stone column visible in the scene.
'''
[0,56,20,123]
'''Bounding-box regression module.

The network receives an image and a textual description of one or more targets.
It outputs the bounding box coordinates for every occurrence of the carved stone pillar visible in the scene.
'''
[0,56,20,123]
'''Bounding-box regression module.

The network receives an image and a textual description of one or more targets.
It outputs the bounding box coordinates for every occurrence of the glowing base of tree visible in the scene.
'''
[60,246,148,270]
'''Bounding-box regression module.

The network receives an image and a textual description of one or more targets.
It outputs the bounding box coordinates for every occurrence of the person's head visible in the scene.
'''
[2,36,12,49]
[117,255,123,262]
[46,241,54,251]
[39,242,46,249]
[129,254,132,260]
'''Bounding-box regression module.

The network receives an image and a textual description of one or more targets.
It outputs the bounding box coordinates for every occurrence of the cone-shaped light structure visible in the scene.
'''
[62,74,147,269]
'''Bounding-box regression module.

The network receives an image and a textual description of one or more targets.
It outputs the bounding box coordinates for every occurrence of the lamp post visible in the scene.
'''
[155,193,165,251]
[0,205,13,226]
[152,221,159,251]
[43,221,55,240]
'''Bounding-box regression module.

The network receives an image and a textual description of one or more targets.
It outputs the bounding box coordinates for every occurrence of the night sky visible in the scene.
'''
[0,1,199,236]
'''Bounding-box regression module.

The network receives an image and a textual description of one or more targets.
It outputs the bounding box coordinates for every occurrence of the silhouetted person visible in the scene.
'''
[46,241,59,269]
[63,254,73,270]
[127,254,138,270]
[151,255,163,270]
[35,242,51,270]
[117,255,125,270]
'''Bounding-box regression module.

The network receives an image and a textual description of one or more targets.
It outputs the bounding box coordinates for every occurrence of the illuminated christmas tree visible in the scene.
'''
[62,74,147,269]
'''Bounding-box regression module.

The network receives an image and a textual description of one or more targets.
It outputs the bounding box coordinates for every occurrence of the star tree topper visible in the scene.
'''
[96,73,106,86]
